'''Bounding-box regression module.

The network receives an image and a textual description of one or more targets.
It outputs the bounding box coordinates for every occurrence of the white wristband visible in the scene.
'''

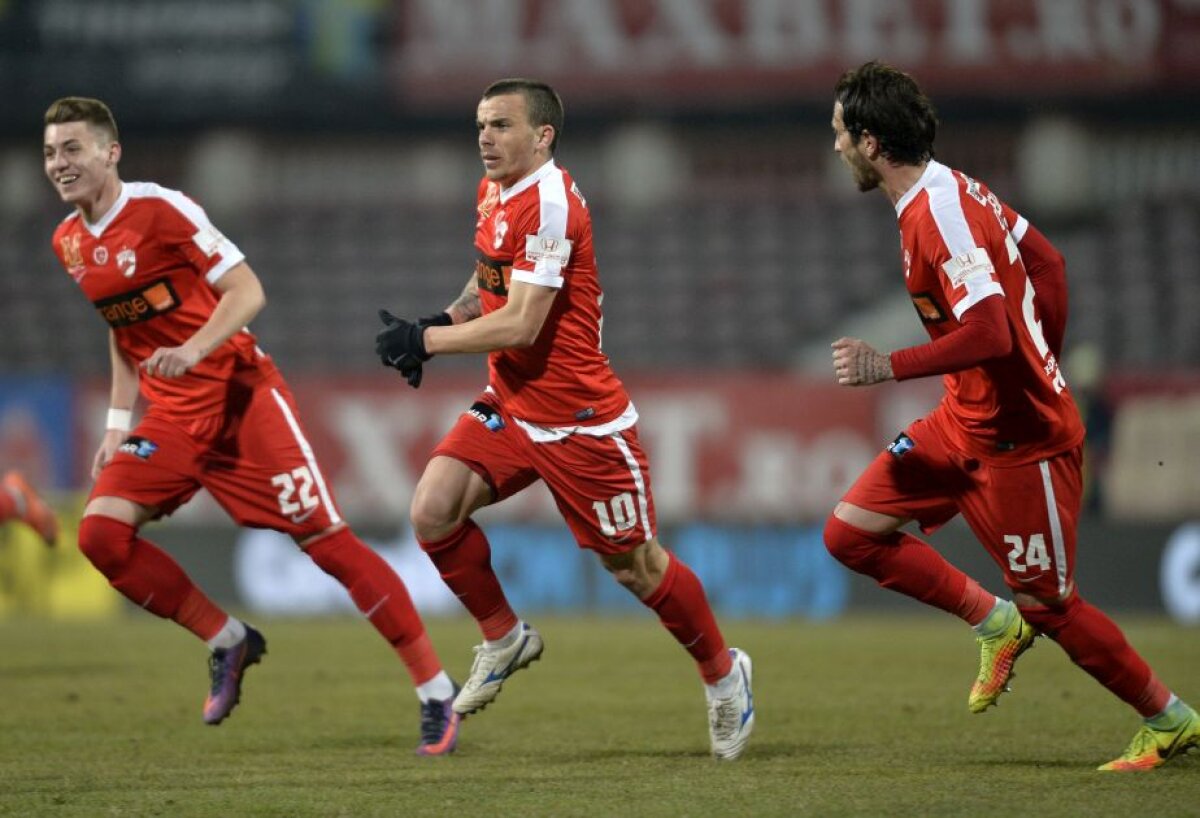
[106,408,134,432]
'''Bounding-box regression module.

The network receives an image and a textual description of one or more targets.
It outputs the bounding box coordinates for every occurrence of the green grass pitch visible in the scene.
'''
[2,614,1197,816]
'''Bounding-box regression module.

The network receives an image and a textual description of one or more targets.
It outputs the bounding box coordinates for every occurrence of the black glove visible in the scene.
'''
[376,309,431,388]
[418,311,453,328]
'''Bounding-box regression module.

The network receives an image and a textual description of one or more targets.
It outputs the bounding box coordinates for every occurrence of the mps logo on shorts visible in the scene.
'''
[467,401,505,432]
[887,433,915,458]
[118,436,158,460]
[93,278,180,328]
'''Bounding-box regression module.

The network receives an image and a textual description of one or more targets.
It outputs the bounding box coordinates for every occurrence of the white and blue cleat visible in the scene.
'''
[707,648,755,761]
[453,622,544,716]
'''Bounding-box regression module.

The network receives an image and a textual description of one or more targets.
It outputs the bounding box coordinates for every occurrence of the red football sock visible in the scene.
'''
[418,519,517,641]
[306,527,442,686]
[825,515,989,621]
[643,553,732,684]
[957,576,998,626]
[78,515,227,641]
[1021,596,1169,717]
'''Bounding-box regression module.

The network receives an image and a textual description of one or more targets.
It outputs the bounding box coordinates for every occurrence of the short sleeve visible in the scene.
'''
[155,189,245,284]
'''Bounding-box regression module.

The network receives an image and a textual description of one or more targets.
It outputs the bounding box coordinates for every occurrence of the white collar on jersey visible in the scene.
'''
[894,160,946,217]
[80,181,132,239]
[499,159,558,205]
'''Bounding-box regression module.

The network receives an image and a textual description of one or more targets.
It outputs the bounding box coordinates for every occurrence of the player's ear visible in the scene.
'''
[536,125,555,152]
[107,141,122,167]
[860,131,879,160]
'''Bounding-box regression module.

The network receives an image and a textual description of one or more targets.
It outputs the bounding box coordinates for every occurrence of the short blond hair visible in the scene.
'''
[44,97,119,143]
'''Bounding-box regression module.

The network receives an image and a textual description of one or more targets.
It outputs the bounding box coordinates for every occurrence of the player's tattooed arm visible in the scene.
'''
[831,337,894,386]
[446,275,481,324]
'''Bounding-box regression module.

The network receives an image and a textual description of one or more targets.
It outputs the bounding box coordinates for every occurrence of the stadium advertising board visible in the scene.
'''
[3,374,1197,619]
[2,0,1196,133]
[394,0,1200,106]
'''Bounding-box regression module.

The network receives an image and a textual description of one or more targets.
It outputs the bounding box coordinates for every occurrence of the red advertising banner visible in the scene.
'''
[391,0,1200,107]
[74,373,943,524]
[270,373,892,524]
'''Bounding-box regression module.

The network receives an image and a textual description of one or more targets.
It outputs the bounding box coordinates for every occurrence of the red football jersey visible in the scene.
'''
[895,162,1084,464]
[473,160,629,425]
[52,182,279,419]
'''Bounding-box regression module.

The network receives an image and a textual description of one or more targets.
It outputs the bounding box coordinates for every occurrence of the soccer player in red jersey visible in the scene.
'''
[373,78,755,761]
[0,470,59,546]
[824,61,1198,771]
[42,97,460,755]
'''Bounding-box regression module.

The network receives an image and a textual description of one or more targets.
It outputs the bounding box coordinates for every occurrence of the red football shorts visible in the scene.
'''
[842,415,1082,599]
[91,379,343,539]
[432,394,657,555]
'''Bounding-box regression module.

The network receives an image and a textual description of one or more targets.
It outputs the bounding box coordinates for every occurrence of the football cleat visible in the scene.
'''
[453,622,544,716]
[416,682,461,757]
[2,470,59,546]
[203,624,267,725]
[707,648,755,761]
[969,611,1036,713]
[1099,706,1200,772]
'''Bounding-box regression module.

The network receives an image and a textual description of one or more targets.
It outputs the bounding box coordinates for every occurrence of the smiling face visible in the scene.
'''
[43,120,120,216]
[476,92,553,188]
[832,101,882,193]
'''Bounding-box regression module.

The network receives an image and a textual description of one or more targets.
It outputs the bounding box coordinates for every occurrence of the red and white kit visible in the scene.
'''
[437,160,654,553]
[52,182,341,537]
[845,161,1086,596]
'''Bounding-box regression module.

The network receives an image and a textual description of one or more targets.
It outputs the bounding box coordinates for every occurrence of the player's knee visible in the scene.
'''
[606,564,639,591]
[823,514,879,570]
[77,514,136,575]
[599,550,656,598]
[410,486,463,543]
[1017,590,1082,637]
[604,542,672,599]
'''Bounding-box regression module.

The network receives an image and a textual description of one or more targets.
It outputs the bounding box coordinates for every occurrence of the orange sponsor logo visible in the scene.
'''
[93,278,179,328]
[911,293,946,324]
[143,283,175,311]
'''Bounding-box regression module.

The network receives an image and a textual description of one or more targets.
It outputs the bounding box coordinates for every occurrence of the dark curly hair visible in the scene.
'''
[835,61,936,165]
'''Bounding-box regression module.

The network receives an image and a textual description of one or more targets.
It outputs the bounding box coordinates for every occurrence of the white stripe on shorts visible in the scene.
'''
[270,387,341,526]
[1039,460,1067,596]
[610,431,654,541]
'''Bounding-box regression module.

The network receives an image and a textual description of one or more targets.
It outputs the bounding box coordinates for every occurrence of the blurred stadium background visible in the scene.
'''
[2,0,1199,625]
